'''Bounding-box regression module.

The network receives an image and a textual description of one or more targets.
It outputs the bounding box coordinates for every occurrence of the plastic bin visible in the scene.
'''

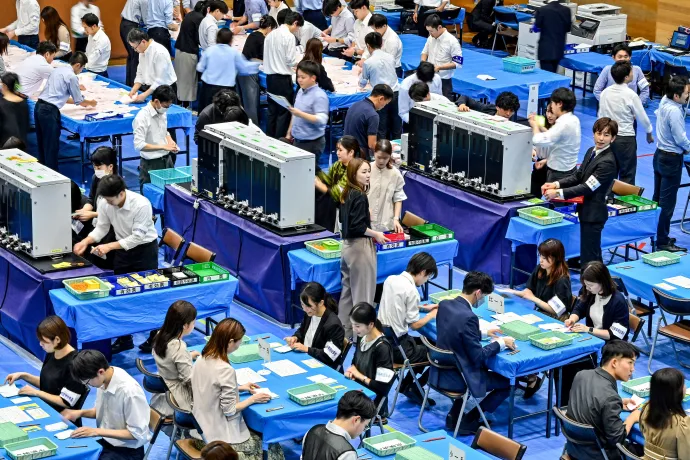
[529,331,574,350]
[363,432,417,456]
[429,289,463,304]
[607,198,637,216]
[395,446,443,460]
[642,251,681,267]
[287,383,337,406]
[149,168,192,189]
[305,238,342,259]
[158,267,200,287]
[406,233,430,247]
[409,224,454,243]
[500,320,542,341]
[622,376,651,397]
[176,166,192,176]
[130,271,171,291]
[376,231,407,251]
[503,56,536,73]
[101,275,142,296]
[0,422,28,448]
[4,437,58,460]
[184,262,230,283]
[517,207,565,226]
[63,276,111,300]
[617,195,658,211]
[229,344,262,364]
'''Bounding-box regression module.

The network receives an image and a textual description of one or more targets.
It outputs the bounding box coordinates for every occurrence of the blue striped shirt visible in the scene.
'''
[656,96,690,158]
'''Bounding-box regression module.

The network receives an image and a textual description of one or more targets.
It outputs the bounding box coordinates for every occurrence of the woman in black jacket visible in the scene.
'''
[302,38,335,93]
[285,282,345,369]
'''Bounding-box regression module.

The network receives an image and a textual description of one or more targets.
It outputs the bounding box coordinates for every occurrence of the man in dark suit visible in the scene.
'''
[433,271,516,434]
[534,0,572,72]
[542,117,619,266]
[457,91,521,119]
[467,0,496,47]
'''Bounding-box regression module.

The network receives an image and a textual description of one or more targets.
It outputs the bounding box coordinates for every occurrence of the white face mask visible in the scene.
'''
[94,169,107,179]
[156,106,169,115]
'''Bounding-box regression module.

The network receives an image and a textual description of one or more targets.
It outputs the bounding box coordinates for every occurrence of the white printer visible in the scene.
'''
[568,3,627,46]
[518,1,578,63]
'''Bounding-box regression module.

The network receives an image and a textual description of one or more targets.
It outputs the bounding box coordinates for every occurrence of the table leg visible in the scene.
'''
[583,72,588,98]
[510,250,516,289]
[546,369,553,439]
[508,384,516,439]
[422,281,429,301]
[448,262,453,290]
[186,133,190,165]
[556,366,562,436]
[80,140,86,183]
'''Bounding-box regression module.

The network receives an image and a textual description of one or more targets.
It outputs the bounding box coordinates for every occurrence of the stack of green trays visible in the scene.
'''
[429,289,463,304]
[228,344,262,364]
[500,320,542,341]
[529,331,573,350]
[617,195,658,212]
[363,432,417,456]
[622,376,651,397]
[305,238,342,259]
[517,207,565,226]
[287,383,337,406]
[409,224,454,243]
[4,438,58,460]
[184,262,230,283]
[395,446,443,460]
[0,422,28,448]
[642,251,681,267]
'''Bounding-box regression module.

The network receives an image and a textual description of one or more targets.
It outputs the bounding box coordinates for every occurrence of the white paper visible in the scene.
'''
[274,345,293,353]
[654,256,671,262]
[477,74,497,81]
[10,397,31,404]
[492,312,523,323]
[449,443,466,460]
[487,293,505,313]
[254,388,279,399]
[25,407,50,419]
[234,367,267,386]
[538,323,571,333]
[258,337,271,363]
[520,314,544,324]
[299,389,328,399]
[626,394,645,411]
[263,360,307,377]
[46,422,69,432]
[267,93,293,109]
[269,342,282,349]
[632,382,651,392]
[302,359,324,368]
[664,276,690,289]
[0,406,33,424]
[54,429,74,440]
[655,282,677,291]
[13,445,50,455]
[0,384,20,397]
[307,375,338,385]
[373,439,406,450]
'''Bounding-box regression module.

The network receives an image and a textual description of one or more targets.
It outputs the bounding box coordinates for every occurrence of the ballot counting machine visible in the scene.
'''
[404,100,533,201]
[196,122,316,229]
[0,149,72,258]
[568,3,627,46]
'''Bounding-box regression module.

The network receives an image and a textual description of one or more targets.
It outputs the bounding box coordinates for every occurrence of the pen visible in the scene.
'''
[422,437,445,442]
[18,424,40,428]
[266,406,284,412]
[578,337,592,342]
[67,446,88,449]
[259,336,270,340]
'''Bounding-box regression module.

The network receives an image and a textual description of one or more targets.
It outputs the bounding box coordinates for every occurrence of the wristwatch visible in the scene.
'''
[588,327,594,334]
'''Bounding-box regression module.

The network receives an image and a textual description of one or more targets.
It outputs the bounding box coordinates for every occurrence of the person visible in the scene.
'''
[421,14,462,99]
[197,28,259,111]
[230,0,268,34]
[301,390,377,460]
[315,135,360,232]
[534,0,571,73]
[1,136,26,150]
[285,282,346,368]
[346,302,395,413]
[639,368,690,460]
[434,271,516,434]
[598,61,654,185]
[268,0,288,22]
[399,62,443,124]
[223,105,260,134]
[128,29,178,103]
[467,0,495,48]
[82,13,111,77]
[407,81,451,107]
[302,38,335,93]
[201,441,240,460]
[339,158,389,338]
[195,89,242,143]
[457,91,520,119]
[566,341,640,460]
[413,0,449,38]
[34,52,96,172]
[541,118,618,265]
[132,85,179,191]
[378,252,438,405]
[15,41,56,99]
[286,60,330,168]
[594,43,650,107]
[530,87,580,182]
[362,14,403,77]
[343,0,372,60]
[0,0,40,49]
[152,300,198,413]
[359,32,401,141]
[200,1,229,50]
[343,84,393,159]
[173,0,206,108]
[321,0,355,60]
[145,0,178,56]
[530,102,557,195]
[653,75,690,253]
[0,72,30,148]
[120,0,147,87]
[368,140,406,232]
[41,7,72,61]
[300,0,328,31]
[238,15,276,125]
[0,32,7,76]
[4,316,87,416]
[64,350,151,460]
[264,11,302,139]
[71,0,102,52]
[191,318,284,460]
[508,238,572,320]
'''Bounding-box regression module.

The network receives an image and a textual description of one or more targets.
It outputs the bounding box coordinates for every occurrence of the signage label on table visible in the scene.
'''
[258,337,271,363]
[449,443,466,460]
[324,341,341,362]
[487,293,505,313]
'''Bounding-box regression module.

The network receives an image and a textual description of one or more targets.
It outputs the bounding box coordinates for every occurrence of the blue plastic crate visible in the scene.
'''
[149,168,192,189]
[503,56,536,74]
[176,166,192,176]
[84,112,123,122]
[101,275,143,296]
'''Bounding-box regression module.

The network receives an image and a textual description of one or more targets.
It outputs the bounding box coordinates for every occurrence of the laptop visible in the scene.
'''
[670,31,690,50]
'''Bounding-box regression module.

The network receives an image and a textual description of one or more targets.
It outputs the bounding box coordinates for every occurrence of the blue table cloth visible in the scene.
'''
[356,429,491,459]
[50,277,238,344]
[494,5,534,23]
[189,333,375,450]
[287,239,459,291]
[609,255,690,303]
[649,47,690,74]
[400,34,571,101]
[560,52,613,74]
[381,11,402,31]
[143,183,165,215]
[505,209,660,259]
[0,341,102,460]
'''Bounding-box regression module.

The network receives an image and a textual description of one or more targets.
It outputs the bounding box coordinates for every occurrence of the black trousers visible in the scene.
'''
[98,440,145,460]
[199,82,235,116]
[416,6,434,37]
[324,47,353,62]
[120,18,140,87]
[18,34,39,49]
[580,220,606,267]
[303,9,328,31]
[75,36,88,53]
[468,16,495,45]
[266,74,294,139]
[148,27,173,56]
[93,70,110,78]
[540,59,560,73]
[653,148,685,246]
[546,166,576,183]
[113,239,159,275]
[377,91,402,140]
[554,353,597,407]
[34,100,62,172]
[611,135,638,185]
[295,136,326,171]
[441,78,453,99]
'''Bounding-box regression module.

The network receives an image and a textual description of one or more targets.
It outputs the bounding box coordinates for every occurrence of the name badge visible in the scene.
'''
[252,13,262,22]
[548,296,567,316]
[59,42,70,52]
[585,175,601,191]
[60,387,81,407]
[611,322,627,339]
[638,79,649,90]
[324,341,341,361]
[452,55,464,65]
[374,367,395,383]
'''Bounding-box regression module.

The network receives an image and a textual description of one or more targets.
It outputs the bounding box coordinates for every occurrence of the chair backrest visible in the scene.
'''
[612,180,644,197]
[493,10,519,27]
[442,7,465,25]
[420,335,456,370]
[149,407,162,431]
[611,276,629,297]
[136,358,168,394]
[652,287,690,317]
[382,326,402,348]
[552,406,609,459]
[663,61,690,78]
[337,337,353,372]
[402,210,426,227]
[471,426,527,460]
[183,242,216,263]
[628,313,645,343]
[167,392,192,416]
[616,443,643,460]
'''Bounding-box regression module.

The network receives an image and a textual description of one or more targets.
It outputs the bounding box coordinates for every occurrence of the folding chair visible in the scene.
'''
[441,7,465,40]
[159,228,185,266]
[471,426,527,460]
[491,10,519,56]
[608,180,646,263]
[166,393,205,460]
[359,397,388,443]
[382,326,429,417]
[617,443,643,460]
[628,313,647,355]
[681,162,690,234]
[553,406,609,460]
[335,337,353,374]
[611,276,653,349]
[648,287,690,374]
[136,359,172,460]
[181,242,216,263]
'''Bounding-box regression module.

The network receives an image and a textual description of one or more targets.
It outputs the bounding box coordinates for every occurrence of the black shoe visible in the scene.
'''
[112,335,134,354]
[445,413,480,435]
[403,387,435,407]
[88,136,110,143]
[138,330,158,353]
[523,376,544,400]
[669,237,677,245]
[67,133,80,140]
[658,243,687,253]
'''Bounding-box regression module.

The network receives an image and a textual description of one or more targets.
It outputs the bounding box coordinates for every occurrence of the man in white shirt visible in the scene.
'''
[598,61,654,185]
[530,88,581,182]
[398,62,443,124]
[264,11,301,138]
[64,350,151,459]
[321,0,355,60]
[199,1,229,50]
[82,13,111,77]
[344,0,373,60]
[71,0,102,52]
[297,20,324,53]
[0,0,40,49]
[120,0,147,87]
[421,14,462,99]
[127,29,178,103]
[361,14,403,77]
[414,0,448,38]
[15,41,56,99]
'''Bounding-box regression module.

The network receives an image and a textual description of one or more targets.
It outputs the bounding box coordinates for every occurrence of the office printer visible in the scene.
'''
[526,0,578,20]
[568,3,627,46]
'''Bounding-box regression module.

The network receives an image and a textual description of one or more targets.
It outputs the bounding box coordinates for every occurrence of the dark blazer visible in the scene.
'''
[471,0,496,24]
[434,296,501,398]
[318,64,335,93]
[293,308,345,368]
[559,146,617,224]
[535,1,572,61]
[457,95,497,115]
[572,290,630,341]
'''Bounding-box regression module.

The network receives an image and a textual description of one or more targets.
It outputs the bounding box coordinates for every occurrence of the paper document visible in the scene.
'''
[10,397,31,404]
[263,360,307,377]
[492,312,523,323]
[476,74,496,81]
[274,345,293,353]
[307,375,337,385]
[269,342,282,349]
[46,422,69,432]
[538,323,571,333]
[0,384,20,397]
[267,93,293,109]
[654,282,676,291]
[302,359,324,369]
[520,314,544,325]
[0,406,33,424]
[626,394,645,411]
[26,408,50,420]
[235,367,267,386]
[664,276,690,289]
[54,430,74,440]
[631,382,651,393]
[254,388,279,399]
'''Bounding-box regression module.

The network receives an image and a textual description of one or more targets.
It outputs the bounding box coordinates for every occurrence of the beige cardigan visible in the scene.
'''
[640,412,690,460]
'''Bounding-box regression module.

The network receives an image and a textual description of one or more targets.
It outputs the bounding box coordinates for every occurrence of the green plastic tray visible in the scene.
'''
[363,432,416,456]
[529,331,574,350]
[184,262,230,283]
[229,344,262,364]
[305,238,342,259]
[62,276,111,300]
[500,320,542,341]
[4,437,58,460]
[617,195,658,211]
[622,376,651,398]
[429,289,463,304]
[642,251,681,267]
[517,206,565,226]
[0,422,28,448]
[409,223,454,242]
[287,382,337,406]
[396,446,443,460]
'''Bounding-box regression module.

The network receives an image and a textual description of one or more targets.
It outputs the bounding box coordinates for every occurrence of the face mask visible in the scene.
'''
[473,293,487,309]
[156,106,168,115]
[94,169,107,179]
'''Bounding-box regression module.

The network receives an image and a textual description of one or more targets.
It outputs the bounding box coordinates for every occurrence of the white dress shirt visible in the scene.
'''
[199,14,219,50]
[85,28,111,73]
[134,40,177,89]
[363,26,402,68]
[378,271,420,338]
[598,83,653,137]
[133,103,171,160]
[415,0,447,7]
[71,2,102,38]
[90,190,158,250]
[15,54,53,98]
[328,8,355,50]
[4,0,40,36]
[532,111,581,172]
[398,73,443,122]
[353,12,373,52]
[422,29,462,80]
[95,367,151,449]
[263,24,298,75]
[269,2,289,21]
[121,0,147,24]
[304,314,322,347]
[38,66,84,108]
[360,49,399,91]
[589,294,611,330]
[298,21,323,52]
[301,422,357,460]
